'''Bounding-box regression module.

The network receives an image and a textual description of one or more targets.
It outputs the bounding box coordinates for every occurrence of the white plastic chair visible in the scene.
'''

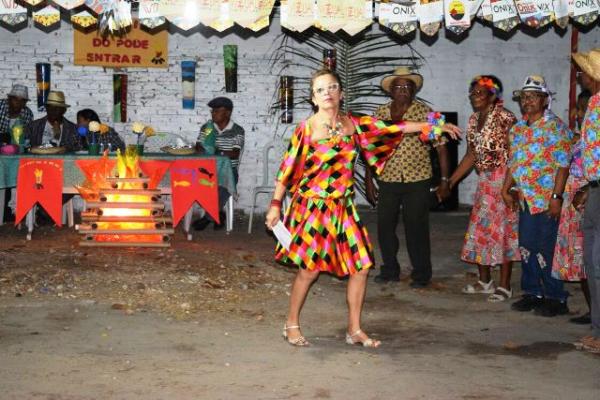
[248,138,289,234]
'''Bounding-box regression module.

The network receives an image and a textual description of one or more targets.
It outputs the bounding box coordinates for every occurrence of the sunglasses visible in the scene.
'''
[313,83,340,96]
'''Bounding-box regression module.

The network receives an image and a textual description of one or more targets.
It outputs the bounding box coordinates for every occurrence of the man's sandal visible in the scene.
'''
[283,324,310,347]
[462,280,495,294]
[345,329,381,348]
[487,287,513,303]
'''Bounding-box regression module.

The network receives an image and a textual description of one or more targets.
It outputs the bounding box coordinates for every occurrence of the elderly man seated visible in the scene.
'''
[25,91,80,152]
[0,84,34,221]
[0,84,33,145]
[193,96,245,231]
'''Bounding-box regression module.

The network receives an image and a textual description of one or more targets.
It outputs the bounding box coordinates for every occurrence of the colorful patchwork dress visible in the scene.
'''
[274,115,404,277]
[460,103,520,266]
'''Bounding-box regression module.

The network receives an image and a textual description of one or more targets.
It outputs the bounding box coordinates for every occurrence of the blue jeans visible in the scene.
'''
[518,203,568,301]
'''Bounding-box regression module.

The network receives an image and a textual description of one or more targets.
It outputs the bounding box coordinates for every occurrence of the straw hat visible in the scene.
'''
[45,90,70,108]
[573,48,600,82]
[381,66,423,93]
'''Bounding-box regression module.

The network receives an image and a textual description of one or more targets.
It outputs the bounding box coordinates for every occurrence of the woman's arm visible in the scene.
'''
[401,121,462,141]
[265,182,287,229]
[448,145,475,189]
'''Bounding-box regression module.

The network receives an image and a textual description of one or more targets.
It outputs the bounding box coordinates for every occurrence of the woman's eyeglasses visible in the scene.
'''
[313,83,340,95]
[469,89,489,98]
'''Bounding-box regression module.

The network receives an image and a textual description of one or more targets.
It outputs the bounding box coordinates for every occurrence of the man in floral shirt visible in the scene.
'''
[502,76,572,317]
[573,49,600,353]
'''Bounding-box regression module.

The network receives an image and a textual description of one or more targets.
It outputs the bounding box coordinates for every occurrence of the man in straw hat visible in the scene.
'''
[25,90,80,152]
[572,48,600,353]
[502,75,573,317]
[0,84,33,145]
[366,66,451,288]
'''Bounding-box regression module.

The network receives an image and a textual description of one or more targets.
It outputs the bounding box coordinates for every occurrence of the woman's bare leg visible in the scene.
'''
[285,268,319,341]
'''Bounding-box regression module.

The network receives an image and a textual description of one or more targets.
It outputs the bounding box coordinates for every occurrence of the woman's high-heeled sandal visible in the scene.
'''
[345,329,381,348]
[283,324,310,347]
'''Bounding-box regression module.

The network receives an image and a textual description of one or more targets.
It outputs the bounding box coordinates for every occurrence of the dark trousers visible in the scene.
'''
[583,186,600,337]
[518,202,567,301]
[376,179,432,283]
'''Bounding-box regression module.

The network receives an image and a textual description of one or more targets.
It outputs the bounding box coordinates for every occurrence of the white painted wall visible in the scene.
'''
[0,14,598,212]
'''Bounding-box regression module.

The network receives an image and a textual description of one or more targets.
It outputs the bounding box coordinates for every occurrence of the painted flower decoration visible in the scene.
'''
[143,126,155,137]
[132,121,145,134]
[88,121,101,132]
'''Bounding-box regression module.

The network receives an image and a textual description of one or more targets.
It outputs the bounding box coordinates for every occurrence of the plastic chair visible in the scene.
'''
[248,139,289,234]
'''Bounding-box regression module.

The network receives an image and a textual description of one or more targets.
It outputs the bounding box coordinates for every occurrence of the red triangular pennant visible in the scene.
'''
[139,160,172,189]
[170,159,219,226]
[15,159,64,226]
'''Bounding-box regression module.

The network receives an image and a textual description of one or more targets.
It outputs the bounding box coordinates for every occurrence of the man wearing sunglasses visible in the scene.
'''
[367,66,451,288]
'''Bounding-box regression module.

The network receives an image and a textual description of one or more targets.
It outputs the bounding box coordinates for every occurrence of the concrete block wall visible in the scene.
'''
[0,15,598,213]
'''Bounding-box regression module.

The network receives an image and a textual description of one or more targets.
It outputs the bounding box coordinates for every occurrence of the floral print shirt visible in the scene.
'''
[466,103,516,172]
[581,93,600,181]
[508,111,573,214]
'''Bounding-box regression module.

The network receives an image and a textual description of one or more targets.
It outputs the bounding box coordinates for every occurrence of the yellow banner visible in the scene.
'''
[74,20,168,68]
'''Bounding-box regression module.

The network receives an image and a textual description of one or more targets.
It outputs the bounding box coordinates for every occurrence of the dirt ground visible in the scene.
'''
[0,209,598,400]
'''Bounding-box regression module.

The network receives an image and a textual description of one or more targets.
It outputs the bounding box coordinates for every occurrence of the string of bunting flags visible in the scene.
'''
[0,0,598,36]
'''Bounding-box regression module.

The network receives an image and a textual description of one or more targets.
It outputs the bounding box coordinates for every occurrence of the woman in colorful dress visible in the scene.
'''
[448,75,520,302]
[265,69,461,348]
[552,90,592,324]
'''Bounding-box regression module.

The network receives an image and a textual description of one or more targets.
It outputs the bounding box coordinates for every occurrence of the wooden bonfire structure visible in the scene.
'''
[76,149,174,247]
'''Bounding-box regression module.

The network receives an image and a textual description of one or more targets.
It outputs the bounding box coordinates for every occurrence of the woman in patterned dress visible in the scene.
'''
[552,90,592,324]
[448,75,520,302]
[265,69,461,347]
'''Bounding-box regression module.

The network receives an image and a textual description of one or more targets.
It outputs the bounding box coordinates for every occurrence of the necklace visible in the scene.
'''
[323,120,344,138]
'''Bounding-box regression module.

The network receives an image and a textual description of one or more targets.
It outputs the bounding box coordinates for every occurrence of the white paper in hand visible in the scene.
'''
[273,220,292,251]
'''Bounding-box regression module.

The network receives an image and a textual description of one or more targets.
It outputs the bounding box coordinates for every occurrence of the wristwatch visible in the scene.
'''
[551,193,563,200]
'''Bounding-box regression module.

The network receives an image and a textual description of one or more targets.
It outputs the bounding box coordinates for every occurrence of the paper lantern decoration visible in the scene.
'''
[33,5,61,28]
[181,61,196,110]
[36,63,51,112]
[572,0,599,26]
[553,0,569,28]
[279,76,294,124]
[98,0,132,36]
[0,1,28,26]
[113,74,127,123]
[378,1,418,36]
[158,0,202,31]
[478,0,493,21]
[514,0,553,28]
[229,0,276,31]
[71,10,97,28]
[419,0,444,36]
[52,0,85,10]
[280,0,316,32]
[223,45,238,93]
[444,0,471,35]
[339,0,373,36]
[490,0,519,31]
[207,2,233,32]
[85,0,107,14]
[139,0,166,29]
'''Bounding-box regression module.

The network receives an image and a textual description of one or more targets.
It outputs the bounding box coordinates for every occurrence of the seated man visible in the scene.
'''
[25,91,80,152]
[0,84,33,144]
[0,84,34,221]
[193,97,245,230]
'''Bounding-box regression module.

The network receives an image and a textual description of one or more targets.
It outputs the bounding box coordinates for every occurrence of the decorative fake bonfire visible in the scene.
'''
[75,147,173,247]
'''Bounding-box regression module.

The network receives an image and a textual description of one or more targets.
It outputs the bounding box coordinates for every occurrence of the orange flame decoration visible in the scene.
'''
[76,149,164,243]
